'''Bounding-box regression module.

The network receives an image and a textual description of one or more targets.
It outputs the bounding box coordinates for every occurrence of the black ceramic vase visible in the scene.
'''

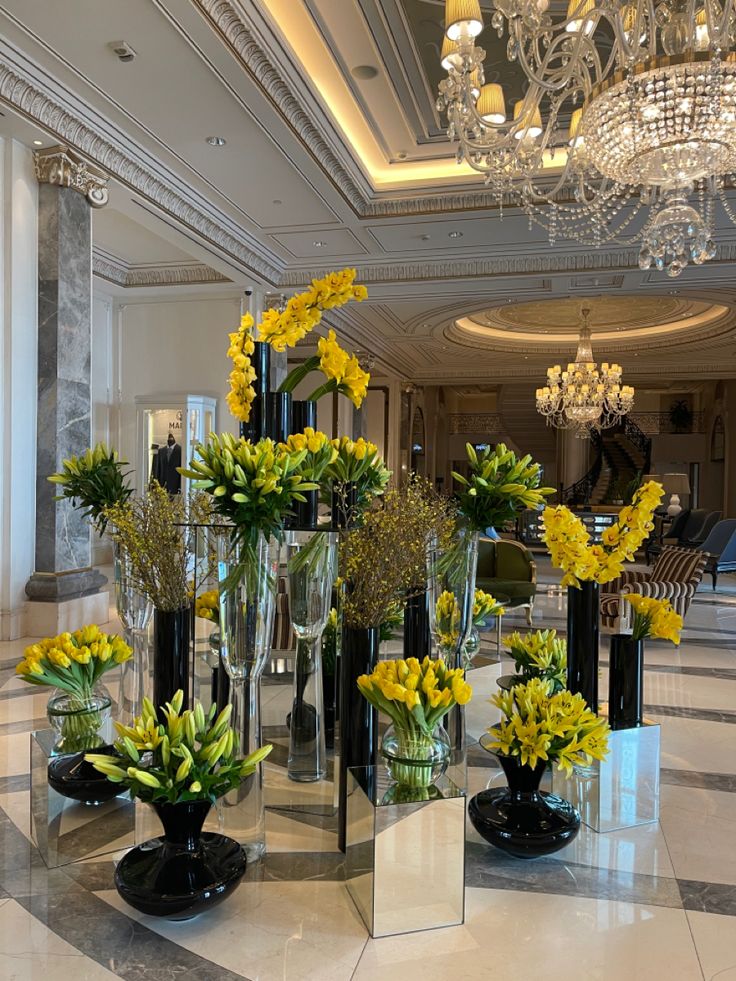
[403,589,431,660]
[47,744,122,805]
[566,581,600,713]
[608,634,645,729]
[291,399,319,528]
[240,341,270,442]
[114,800,246,919]
[267,391,292,444]
[469,755,581,859]
[338,625,379,852]
[153,607,191,711]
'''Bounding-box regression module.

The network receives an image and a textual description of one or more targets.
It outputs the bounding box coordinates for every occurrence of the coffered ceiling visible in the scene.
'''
[1,0,736,385]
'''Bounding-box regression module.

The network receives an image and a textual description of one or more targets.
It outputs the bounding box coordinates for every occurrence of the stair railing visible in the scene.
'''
[560,429,603,505]
[623,415,652,474]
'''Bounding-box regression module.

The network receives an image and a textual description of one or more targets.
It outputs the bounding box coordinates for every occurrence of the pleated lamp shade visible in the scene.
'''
[445,0,484,41]
[440,36,461,71]
[566,0,595,34]
[568,107,584,146]
[478,83,505,124]
[513,100,543,138]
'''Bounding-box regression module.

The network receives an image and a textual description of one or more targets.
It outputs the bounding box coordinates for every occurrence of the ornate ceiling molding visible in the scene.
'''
[93,249,231,288]
[0,49,281,283]
[34,145,109,207]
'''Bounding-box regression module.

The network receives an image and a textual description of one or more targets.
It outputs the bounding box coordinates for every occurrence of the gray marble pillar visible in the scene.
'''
[26,182,106,602]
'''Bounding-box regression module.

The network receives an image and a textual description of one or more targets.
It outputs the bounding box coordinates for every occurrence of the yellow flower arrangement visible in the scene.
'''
[358,657,472,730]
[195,589,219,624]
[434,588,505,653]
[623,594,683,644]
[504,629,567,691]
[323,436,391,522]
[489,678,610,774]
[86,690,272,804]
[541,480,664,587]
[48,442,133,533]
[280,427,337,483]
[17,625,132,693]
[225,313,258,423]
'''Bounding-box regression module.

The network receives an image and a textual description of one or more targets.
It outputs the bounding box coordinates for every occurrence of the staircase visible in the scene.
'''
[563,418,652,505]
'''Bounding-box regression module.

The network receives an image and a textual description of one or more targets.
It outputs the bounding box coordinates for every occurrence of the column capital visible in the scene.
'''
[33,144,109,208]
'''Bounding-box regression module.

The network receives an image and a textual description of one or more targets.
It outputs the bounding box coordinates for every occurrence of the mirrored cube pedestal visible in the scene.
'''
[31,729,135,868]
[345,766,466,938]
[551,720,660,833]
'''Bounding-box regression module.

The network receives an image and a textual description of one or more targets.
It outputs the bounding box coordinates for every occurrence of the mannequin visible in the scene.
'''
[154,433,182,494]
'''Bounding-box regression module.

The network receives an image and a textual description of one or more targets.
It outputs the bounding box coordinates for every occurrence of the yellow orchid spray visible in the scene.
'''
[541,480,664,587]
[225,314,257,424]
[623,594,682,644]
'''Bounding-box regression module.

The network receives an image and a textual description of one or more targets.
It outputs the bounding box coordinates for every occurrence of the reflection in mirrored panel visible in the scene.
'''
[346,766,466,938]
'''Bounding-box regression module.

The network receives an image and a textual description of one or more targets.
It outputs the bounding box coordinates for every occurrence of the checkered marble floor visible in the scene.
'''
[1,559,735,980]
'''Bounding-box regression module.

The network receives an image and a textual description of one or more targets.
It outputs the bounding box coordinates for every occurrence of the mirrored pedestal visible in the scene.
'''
[346,766,466,938]
[31,729,135,868]
[551,720,660,833]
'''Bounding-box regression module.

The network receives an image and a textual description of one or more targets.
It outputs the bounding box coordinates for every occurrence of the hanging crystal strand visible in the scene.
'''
[710,48,722,120]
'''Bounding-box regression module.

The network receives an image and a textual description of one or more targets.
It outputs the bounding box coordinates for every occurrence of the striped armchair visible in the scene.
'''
[272,576,296,652]
[600,546,707,631]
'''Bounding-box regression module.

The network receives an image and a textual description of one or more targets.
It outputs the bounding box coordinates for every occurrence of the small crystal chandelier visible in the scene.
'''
[437,0,736,276]
[535,307,635,436]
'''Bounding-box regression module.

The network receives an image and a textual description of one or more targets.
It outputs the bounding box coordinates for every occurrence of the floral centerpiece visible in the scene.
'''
[490,678,609,774]
[623,595,683,643]
[86,690,272,804]
[504,629,567,692]
[323,436,391,526]
[48,442,133,533]
[452,442,555,533]
[195,589,220,624]
[541,480,664,587]
[434,588,505,665]
[17,626,132,752]
[358,656,472,788]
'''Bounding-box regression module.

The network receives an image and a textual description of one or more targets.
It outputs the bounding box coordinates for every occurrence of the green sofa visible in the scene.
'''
[475,538,537,625]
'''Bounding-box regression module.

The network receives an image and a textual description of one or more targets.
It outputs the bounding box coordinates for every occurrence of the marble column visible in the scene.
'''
[26,147,109,607]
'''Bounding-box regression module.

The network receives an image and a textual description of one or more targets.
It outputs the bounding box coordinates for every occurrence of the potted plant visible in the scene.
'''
[470,678,609,858]
[669,399,694,434]
[17,625,132,754]
[609,595,682,729]
[86,690,272,918]
[498,628,567,692]
[357,655,472,798]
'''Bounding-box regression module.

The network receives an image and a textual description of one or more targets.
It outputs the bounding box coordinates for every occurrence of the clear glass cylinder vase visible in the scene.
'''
[47,683,112,755]
[113,543,153,721]
[217,533,281,861]
[427,527,479,761]
[284,530,337,783]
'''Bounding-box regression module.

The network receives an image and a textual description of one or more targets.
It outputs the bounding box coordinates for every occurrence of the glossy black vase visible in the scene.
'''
[338,625,379,852]
[608,634,645,729]
[240,341,271,442]
[47,744,122,805]
[566,582,600,713]
[468,755,581,859]
[403,589,431,660]
[291,399,319,528]
[114,800,246,918]
[153,607,191,710]
[267,391,292,443]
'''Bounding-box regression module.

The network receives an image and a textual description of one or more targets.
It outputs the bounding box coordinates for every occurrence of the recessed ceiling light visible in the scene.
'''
[397,151,408,160]
[272,199,282,205]
[313,240,326,247]
[206,136,227,147]
[32,139,43,146]
[421,234,432,241]
[448,231,463,238]
[351,65,378,80]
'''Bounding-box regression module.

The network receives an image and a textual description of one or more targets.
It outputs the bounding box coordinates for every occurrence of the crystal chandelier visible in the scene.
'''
[535,306,635,435]
[437,0,736,276]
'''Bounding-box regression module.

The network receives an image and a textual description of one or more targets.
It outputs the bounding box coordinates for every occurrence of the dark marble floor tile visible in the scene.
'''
[661,768,736,793]
[0,773,30,794]
[245,849,345,883]
[0,717,50,737]
[19,887,253,981]
[464,841,684,909]
[646,704,736,724]
[679,878,736,916]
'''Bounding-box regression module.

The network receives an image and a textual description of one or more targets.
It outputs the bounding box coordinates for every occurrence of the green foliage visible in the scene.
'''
[48,442,133,533]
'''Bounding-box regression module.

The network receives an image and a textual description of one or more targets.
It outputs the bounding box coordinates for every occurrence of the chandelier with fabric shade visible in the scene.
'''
[535,307,635,437]
[437,0,736,276]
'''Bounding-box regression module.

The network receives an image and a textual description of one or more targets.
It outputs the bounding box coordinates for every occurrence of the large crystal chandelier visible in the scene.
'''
[535,306,635,435]
[437,0,736,276]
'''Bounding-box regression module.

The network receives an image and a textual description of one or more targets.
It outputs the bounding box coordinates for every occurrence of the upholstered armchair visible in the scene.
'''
[697,519,736,590]
[600,546,707,632]
[476,538,537,625]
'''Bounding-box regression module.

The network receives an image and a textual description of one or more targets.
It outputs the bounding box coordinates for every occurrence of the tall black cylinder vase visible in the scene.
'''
[292,399,319,528]
[153,607,191,711]
[338,625,379,853]
[403,589,431,660]
[266,391,293,444]
[240,341,271,442]
[566,581,599,713]
[608,634,644,729]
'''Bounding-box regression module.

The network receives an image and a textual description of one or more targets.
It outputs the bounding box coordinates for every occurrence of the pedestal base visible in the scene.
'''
[25,589,110,636]
[346,766,466,938]
[551,718,660,833]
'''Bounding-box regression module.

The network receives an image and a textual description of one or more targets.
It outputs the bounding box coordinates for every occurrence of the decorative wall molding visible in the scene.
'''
[0,49,281,283]
[449,412,504,434]
[93,249,231,288]
[34,145,109,207]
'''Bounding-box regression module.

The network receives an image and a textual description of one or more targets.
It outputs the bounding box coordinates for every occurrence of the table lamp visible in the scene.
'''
[662,473,690,517]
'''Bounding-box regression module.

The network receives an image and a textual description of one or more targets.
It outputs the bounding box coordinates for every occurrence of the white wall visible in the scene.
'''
[0,140,38,639]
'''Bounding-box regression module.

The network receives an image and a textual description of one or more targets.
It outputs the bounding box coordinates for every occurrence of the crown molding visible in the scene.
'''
[0,44,282,283]
[93,248,231,288]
